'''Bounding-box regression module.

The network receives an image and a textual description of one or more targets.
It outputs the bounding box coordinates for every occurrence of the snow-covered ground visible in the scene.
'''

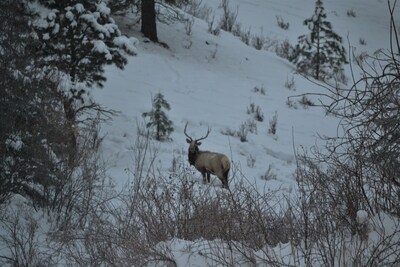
[87,1,398,264]
[2,0,397,266]
[94,0,395,191]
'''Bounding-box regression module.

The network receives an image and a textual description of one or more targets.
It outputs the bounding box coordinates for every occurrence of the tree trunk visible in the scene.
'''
[141,0,158,42]
[63,100,78,166]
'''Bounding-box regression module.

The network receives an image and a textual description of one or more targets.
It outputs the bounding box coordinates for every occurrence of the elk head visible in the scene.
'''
[184,122,210,165]
[184,122,230,188]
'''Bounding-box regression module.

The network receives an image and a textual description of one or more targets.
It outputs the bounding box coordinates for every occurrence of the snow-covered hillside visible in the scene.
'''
[87,1,399,264]
[94,0,395,191]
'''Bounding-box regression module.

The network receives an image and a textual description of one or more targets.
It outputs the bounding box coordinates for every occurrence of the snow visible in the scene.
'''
[65,10,74,21]
[90,1,397,265]
[74,3,85,14]
[96,2,111,16]
[96,11,343,192]
[92,40,113,59]
[5,135,23,151]
[3,0,399,265]
[357,209,369,225]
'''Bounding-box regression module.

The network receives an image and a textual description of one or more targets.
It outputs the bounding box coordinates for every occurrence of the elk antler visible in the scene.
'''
[184,122,211,143]
[184,122,193,142]
[195,126,211,143]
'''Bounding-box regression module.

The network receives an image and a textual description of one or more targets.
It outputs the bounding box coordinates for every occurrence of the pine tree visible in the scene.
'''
[142,93,174,141]
[0,0,71,205]
[35,1,137,90]
[291,0,347,80]
[33,0,138,160]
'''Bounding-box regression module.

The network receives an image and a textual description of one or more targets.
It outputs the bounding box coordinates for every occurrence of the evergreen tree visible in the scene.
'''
[33,0,138,160]
[142,93,174,141]
[0,0,71,205]
[291,0,347,80]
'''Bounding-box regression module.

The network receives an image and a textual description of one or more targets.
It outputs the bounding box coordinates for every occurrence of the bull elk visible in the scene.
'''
[184,123,230,188]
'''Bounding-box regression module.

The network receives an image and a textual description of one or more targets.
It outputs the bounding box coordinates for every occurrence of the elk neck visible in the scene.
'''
[188,146,200,165]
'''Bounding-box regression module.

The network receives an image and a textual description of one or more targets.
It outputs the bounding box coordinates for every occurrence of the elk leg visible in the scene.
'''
[222,169,229,189]
[206,172,211,183]
[201,171,207,183]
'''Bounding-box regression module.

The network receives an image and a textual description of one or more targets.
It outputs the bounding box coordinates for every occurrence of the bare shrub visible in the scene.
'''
[268,111,278,135]
[49,115,111,224]
[346,9,356,17]
[247,102,264,122]
[246,154,256,168]
[276,15,290,30]
[221,127,237,137]
[292,5,400,266]
[244,119,258,134]
[184,17,195,36]
[219,0,239,32]
[261,164,277,181]
[221,120,256,142]
[0,201,55,267]
[207,14,221,36]
[294,148,400,266]
[251,29,266,50]
[286,98,298,109]
[285,75,296,90]
[252,84,266,95]
[275,39,294,59]
[238,123,248,142]
[184,0,213,21]
[302,4,400,215]
[298,95,315,108]
[238,26,252,45]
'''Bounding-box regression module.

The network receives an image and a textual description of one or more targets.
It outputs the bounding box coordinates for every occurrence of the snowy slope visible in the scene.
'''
[93,0,396,196]
[0,1,397,266]
[94,3,362,191]
[95,0,396,195]
[90,2,397,263]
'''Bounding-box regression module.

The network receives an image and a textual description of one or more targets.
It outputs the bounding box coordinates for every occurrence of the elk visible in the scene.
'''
[184,123,230,188]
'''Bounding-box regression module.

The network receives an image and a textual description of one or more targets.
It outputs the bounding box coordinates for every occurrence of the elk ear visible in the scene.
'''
[196,141,202,146]
[186,138,191,143]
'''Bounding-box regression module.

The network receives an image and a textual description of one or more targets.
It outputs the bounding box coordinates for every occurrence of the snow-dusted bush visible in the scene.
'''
[247,102,264,122]
[0,201,55,266]
[184,16,195,36]
[183,0,213,21]
[251,32,266,50]
[268,111,278,135]
[237,123,249,142]
[276,15,290,30]
[346,9,357,17]
[207,14,221,36]
[275,39,294,60]
[284,75,296,90]
[252,84,266,95]
[237,25,252,45]
[219,0,239,32]
[295,150,400,266]
[260,164,277,181]
[221,119,256,142]
[246,154,256,168]
[298,95,315,108]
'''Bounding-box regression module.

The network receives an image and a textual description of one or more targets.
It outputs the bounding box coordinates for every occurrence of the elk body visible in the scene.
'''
[184,123,230,188]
